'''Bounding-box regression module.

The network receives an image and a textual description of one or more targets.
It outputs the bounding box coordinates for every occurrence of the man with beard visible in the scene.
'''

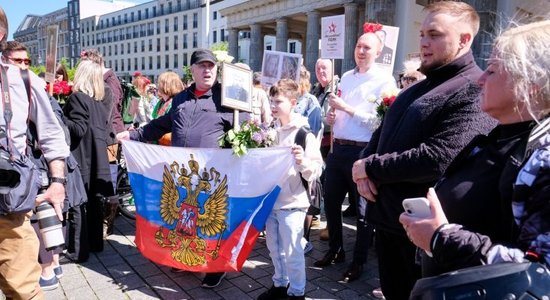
[351,2,496,299]
[118,49,248,288]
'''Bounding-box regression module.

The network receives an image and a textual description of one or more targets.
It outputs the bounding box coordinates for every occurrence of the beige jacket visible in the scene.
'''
[272,113,323,210]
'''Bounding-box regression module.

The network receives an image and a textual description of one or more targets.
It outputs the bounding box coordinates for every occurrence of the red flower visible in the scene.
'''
[383,95,396,106]
[133,71,142,77]
[46,80,72,104]
[363,22,383,34]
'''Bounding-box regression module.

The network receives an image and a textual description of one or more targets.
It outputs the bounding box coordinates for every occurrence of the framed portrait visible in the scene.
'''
[45,25,59,83]
[221,62,253,112]
[260,50,303,89]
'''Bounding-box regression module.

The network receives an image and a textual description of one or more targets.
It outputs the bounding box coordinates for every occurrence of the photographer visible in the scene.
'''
[0,6,69,299]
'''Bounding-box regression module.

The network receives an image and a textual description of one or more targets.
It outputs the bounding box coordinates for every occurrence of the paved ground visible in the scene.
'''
[44,210,382,300]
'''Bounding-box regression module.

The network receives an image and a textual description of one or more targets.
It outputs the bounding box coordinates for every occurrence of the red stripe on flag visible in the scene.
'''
[135,215,261,272]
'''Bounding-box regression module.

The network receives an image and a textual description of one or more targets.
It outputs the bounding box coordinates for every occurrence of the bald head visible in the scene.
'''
[354,33,382,72]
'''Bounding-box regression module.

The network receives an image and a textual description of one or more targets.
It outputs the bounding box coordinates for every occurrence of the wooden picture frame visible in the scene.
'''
[221,62,253,112]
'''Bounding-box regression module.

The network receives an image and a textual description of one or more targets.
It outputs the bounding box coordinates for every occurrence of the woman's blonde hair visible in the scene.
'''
[298,65,311,96]
[494,20,550,119]
[72,60,105,101]
[158,71,185,98]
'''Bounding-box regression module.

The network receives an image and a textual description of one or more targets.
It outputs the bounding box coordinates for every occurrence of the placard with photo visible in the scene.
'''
[260,50,303,88]
[221,62,253,112]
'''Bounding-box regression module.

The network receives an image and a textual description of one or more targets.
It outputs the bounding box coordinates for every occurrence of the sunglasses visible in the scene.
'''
[7,57,31,66]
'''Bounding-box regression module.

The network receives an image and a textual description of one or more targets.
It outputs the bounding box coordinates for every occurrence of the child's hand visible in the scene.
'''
[291,144,304,165]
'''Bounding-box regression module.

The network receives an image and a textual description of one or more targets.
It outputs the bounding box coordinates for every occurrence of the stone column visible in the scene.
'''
[249,23,262,71]
[342,3,358,73]
[364,0,396,25]
[228,28,239,62]
[305,10,320,78]
[276,18,288,52]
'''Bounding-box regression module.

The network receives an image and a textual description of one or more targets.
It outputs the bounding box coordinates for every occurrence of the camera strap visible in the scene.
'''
[0,66,14,157]
[0,66,33,158]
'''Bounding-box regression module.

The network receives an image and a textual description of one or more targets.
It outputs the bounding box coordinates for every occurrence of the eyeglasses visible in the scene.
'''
[6,57,31,66]
[401,76,418,82]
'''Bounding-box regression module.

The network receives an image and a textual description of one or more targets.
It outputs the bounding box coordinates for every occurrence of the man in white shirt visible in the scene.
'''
[313,29,396,283]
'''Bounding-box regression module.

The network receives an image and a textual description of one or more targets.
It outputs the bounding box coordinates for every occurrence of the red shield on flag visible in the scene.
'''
[176,203,199,237]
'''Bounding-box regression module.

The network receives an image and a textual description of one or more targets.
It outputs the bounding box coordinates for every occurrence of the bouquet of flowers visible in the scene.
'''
[375,88,400,119]
[46,80,72,104]
[218,120,276,156]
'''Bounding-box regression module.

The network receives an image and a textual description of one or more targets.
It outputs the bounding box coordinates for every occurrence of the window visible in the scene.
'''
[121,59,125,71]
[141,57,145,70]
[134,41,137,53]
[156,55,161,69]
[168,2,172,13]
[183,34,187,49]
[192,32,197,48]
[117,16,121,25]
[141,40,145,52]
[213,11,217,20]
[174,54,178,69]
[148,39,152,51]
[128,58,131,70]
[183,53,188,66]
[289,42,296,53]
[153,7,156,17]
[174,17,178,31]
[140,24,145,37]
[160,4,164,15]
[138,10,141,21]
[165,54,169,68]
[121,43,124,54]
[165,37,169,51]
[114,60,118,71]
[145,8,149,19]
[192,13,198,28]
[212,30,217,43]
[147,22,154,36]
[156,38,160,51]
[106,19,109,27]
[177,0,181,11]
[124,13,128,23]
[149,56,152,70]
[165,19,169,33]
[114,44,118,55]
[156,21,160,34]
[131,12,134,22]
[108,45,111,56]
[183,15,188,30]
[174,35,178,50]
[221,29,225,41]
[127,42,131,53]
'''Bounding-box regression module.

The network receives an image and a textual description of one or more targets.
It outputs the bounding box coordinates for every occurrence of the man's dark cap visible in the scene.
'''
[190,49,217,65]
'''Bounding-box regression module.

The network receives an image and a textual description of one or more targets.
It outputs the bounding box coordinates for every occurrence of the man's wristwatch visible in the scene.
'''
[49,177,67,185]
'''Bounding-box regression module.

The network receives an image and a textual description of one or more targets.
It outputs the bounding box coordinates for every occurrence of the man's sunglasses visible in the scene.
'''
[7,57,31,66]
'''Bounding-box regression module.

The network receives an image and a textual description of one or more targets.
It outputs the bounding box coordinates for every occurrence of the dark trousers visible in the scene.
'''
[67,204,89,262]
[376,229,421,300]
[86,197,104,253]
[324,144,373,264]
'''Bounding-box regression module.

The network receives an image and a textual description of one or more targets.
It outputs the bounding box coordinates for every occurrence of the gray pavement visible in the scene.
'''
[45,211,382,300]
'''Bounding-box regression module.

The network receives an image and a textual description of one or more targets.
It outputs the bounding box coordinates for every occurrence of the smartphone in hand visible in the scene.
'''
[402,197,431,218]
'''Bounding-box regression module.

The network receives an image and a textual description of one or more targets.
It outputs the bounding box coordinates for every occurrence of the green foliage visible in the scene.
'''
[29,65,46,77]
[210,41,228,52]
[182,65,193,85]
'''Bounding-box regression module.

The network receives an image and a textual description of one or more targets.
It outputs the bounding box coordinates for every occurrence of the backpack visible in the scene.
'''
[294,126,322,209]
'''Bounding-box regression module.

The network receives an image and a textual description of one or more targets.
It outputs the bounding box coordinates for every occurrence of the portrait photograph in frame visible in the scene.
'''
[221,62,253,112]
[260,50,303,89]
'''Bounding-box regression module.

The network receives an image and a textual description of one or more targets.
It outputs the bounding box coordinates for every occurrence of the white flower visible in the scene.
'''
[213,50,234,64]
[380,88,400,99]
[366,94,378,103]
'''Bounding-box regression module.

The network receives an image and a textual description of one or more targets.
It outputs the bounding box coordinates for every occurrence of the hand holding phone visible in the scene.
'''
[402,197,431,218]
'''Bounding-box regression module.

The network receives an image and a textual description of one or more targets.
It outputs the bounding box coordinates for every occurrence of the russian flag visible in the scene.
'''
[121,140,293,272]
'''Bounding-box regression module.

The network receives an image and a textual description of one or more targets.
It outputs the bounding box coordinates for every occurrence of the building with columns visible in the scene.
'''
[221,0,549,76]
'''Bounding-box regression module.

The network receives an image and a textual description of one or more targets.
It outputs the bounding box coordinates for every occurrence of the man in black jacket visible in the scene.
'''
[351,2,497,299]
[118,49,248,289]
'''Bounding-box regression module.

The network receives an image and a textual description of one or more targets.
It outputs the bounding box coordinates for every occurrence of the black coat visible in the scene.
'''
[363,51,497,234]
[63,90,114,199]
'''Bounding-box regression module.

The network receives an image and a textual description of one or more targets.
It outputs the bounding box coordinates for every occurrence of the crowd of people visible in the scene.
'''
[0,1,549,300]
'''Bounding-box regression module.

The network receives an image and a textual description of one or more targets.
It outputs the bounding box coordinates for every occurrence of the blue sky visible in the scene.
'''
[1,0,149,40]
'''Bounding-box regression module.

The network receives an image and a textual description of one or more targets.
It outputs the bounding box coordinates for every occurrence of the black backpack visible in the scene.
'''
[294,126,322,209]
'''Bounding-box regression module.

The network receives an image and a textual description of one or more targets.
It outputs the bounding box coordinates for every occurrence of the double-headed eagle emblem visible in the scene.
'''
[155,154,228,266]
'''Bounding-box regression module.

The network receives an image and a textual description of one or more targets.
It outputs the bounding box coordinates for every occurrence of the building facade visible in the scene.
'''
[221,0,549,76]
[12,15,41,66]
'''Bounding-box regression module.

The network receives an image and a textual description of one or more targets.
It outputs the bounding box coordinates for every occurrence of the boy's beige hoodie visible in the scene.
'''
[272,113,323,210]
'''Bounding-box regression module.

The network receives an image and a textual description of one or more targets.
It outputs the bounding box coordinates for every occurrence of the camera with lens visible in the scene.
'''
[0,147,20,193]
